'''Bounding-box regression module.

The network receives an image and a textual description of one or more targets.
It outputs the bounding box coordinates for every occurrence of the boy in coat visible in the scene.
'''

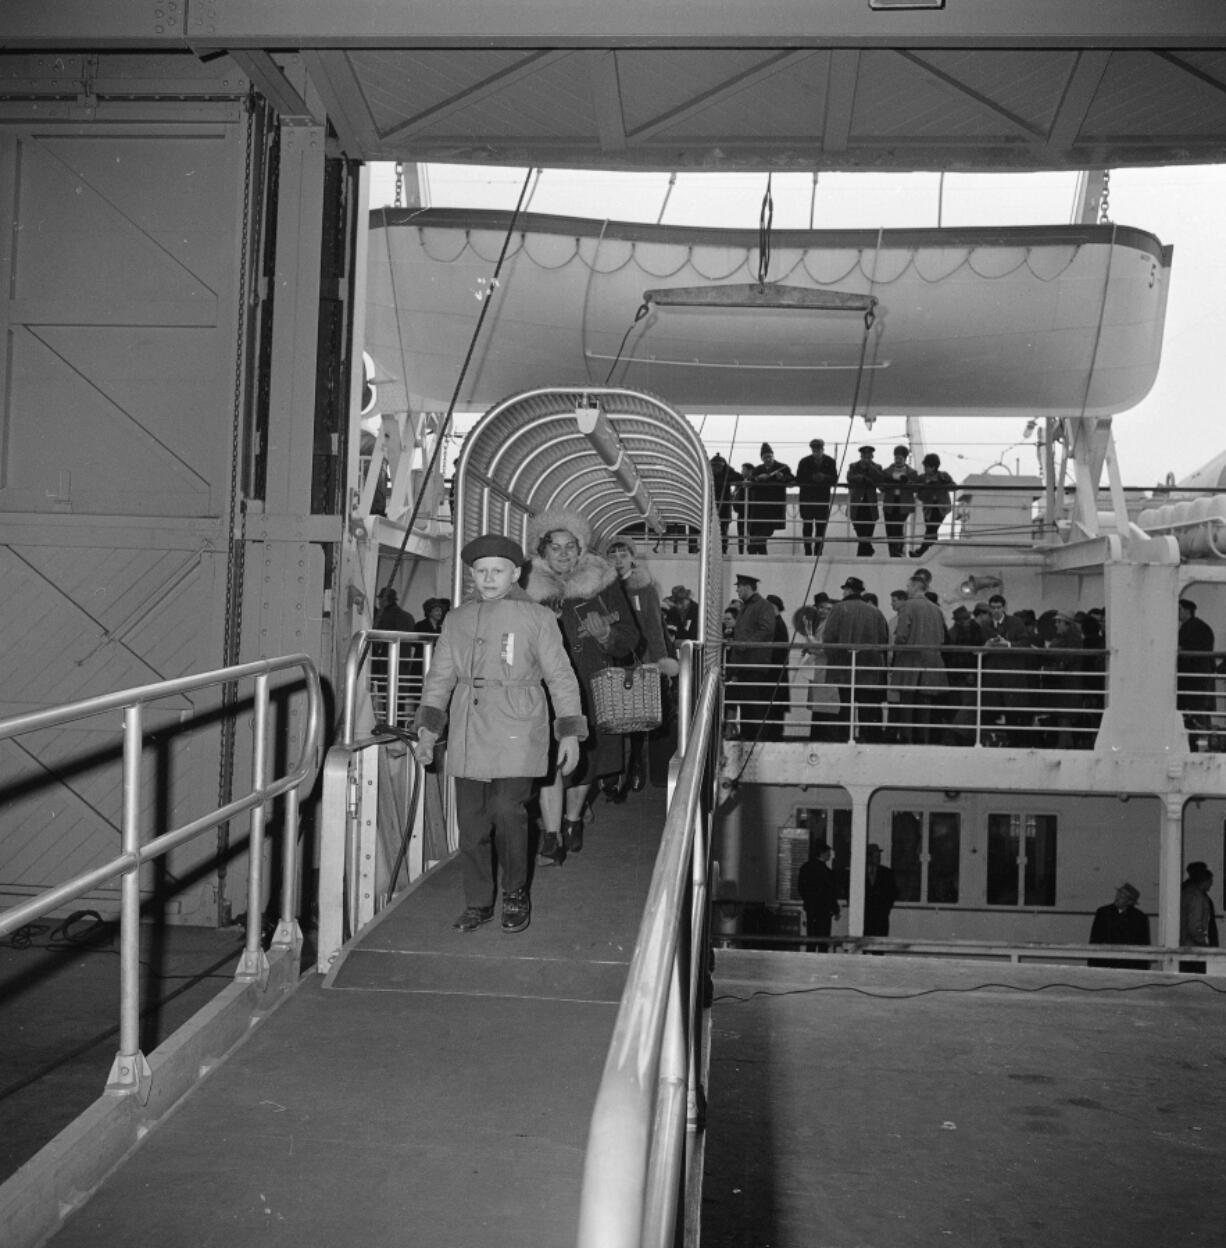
[412,534,587,934]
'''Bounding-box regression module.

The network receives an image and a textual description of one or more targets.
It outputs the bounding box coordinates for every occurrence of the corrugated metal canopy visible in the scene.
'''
[4,2,1226,172]
[454,386,723,648]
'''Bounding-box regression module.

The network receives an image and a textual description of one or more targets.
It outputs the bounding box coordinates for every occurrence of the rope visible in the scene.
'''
[385,168,537,591]
[756,173,774,288]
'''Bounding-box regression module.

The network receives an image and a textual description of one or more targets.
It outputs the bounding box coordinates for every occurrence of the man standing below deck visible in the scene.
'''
[1088,883,1151,969]
[846,445,885,557]
[726,573,780,739]
[822,575,889,741]
[798,840,840,951]
[979,593,1033,745]
[889,573,948,744]
[795,438,840,557]
[864,843,899,937]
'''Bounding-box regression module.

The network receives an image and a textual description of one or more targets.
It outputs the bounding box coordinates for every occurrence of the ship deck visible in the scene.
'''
[6,788,1226,1247]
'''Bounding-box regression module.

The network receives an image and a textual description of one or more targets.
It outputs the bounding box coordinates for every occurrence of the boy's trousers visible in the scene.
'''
[454,775,534,907]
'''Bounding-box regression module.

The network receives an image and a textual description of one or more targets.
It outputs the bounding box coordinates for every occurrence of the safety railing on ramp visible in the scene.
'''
[318,628,443,974]
[0,654,323,1094]
[576,665,721,1248]
[0,656,322,1248]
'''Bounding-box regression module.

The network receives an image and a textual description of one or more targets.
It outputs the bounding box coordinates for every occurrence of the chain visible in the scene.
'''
[1098,169,1111,224]
[394,161,404,208]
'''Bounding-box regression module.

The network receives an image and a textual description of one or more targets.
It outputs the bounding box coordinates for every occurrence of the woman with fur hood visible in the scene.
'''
[604,537,680,801]
[525,508,642,864]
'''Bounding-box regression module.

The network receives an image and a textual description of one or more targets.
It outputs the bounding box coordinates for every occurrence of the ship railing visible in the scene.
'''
[576,665,721,1248]
[709,930,1226,975]
[318,629,441,975]
[0,655,324,1096]
[1176,649,1226,752]
[712,476,1052,556]
[722,641,1109,748]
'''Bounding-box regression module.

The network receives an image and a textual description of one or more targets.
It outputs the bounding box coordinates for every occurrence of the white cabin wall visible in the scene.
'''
[715,784,1168,944]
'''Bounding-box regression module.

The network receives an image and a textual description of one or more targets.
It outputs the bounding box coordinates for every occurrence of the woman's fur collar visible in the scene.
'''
[525,550,617,604]
[621,564,657,593]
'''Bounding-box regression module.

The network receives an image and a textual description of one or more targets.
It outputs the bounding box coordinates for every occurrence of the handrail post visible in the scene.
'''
[271,782,303,951]
[105,705,152,1101]
[237,673,271,985]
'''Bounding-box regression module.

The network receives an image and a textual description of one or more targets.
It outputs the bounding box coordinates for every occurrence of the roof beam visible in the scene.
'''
[379,50,572,142]
[1045,49,1111,152]
[588,51,627,153]
[301,49,380,156]
[822,48,861,153]
[8,1,1226,50]
[629,50,818,143]
[894,49,1044,140]
[226,49,315,119]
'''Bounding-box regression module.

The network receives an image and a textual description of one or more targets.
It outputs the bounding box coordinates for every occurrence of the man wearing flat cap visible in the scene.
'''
[821,576,889,739]
[1088,883,1151,969]
[795,437,839,557]
[846,445,884,557]
[727,573,780,737]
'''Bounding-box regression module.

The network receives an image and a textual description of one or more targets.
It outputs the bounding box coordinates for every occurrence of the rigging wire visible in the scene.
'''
[383,168,537,592]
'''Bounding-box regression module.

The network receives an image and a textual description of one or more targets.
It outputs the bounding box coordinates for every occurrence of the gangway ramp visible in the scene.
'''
[40,793,664,1248]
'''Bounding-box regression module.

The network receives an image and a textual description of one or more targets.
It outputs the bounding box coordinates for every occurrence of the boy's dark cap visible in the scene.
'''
[858,444,875,454]
[461,534,525,567]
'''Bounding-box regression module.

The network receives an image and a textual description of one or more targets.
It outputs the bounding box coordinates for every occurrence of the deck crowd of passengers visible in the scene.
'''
[711,440,958,557]
[722,571,1222,749]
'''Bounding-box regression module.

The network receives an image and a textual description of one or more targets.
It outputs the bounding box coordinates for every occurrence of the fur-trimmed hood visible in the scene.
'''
[525,507,593,557]
[525,549,617,604]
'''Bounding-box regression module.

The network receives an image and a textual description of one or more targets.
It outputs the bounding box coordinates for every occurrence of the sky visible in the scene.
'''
[368,162,1226,491]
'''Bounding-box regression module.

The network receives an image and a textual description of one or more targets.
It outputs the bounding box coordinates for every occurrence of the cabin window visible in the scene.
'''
[889,810,960,904]
[986,813,1058,906]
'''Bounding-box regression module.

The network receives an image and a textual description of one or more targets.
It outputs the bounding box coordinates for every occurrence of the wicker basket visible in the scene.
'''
[589,663,663,733]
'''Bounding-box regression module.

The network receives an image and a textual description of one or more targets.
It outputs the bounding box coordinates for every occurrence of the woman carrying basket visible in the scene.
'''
[604,537,680,802]
[525,509,642,864]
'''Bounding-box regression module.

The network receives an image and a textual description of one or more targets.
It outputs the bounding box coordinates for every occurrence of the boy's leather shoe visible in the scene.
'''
[452,905,494,932]
[501,889,531,934]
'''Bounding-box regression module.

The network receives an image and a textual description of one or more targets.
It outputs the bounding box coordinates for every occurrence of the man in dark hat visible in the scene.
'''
[795,437,839,557]
[709,452,743,554]
[880,444,917,558]
[865,843,899,937]
[798,840,840,951]
[667,583,699,642]
[846,445,884,557]
[912,452,957,557]
[1088,883,1151,969]
[371,587,417,720]
[727,573,781,738]
[1177,597,1216,746]
[744,442,794,555]
[821,576,889,740]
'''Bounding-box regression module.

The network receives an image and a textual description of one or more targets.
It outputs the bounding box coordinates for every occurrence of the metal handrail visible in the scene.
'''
[0,654,323,1094]
[576,666,720,1248]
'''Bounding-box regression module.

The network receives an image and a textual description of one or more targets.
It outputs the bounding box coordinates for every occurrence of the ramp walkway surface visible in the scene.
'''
[40,790,665,1248]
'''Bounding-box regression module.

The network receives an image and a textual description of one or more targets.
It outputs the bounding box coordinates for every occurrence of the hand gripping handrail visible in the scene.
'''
[576,666,721,1248]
